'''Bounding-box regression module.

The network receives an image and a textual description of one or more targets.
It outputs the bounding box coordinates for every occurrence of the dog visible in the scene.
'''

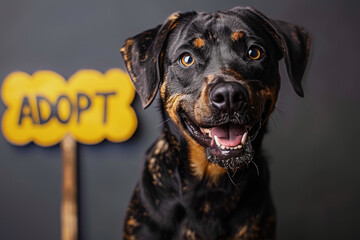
[120,6,310,240]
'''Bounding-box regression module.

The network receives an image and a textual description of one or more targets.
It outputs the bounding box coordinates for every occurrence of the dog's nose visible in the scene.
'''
[210,82,246,114]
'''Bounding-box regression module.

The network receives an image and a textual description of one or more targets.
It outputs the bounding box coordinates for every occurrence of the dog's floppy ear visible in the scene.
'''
[121,13,180,108]
[270,20,311,97]
[245,7,311,97]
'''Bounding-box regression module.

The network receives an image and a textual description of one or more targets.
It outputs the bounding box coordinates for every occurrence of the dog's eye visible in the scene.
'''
[248,46,264,60]
[180,53,195,67]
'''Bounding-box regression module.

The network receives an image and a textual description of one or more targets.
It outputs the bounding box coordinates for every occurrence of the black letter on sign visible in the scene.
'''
[18,96,35,125]
[36,95,53,125]
[96,92,116,123]
[77,93,91,123]
[55,95,72,124]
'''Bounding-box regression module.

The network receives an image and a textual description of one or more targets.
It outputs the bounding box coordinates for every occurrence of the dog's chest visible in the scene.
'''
[177,182,245,239]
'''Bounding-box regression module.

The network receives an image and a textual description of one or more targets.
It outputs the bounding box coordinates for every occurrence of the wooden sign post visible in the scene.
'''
[61,135,78,240]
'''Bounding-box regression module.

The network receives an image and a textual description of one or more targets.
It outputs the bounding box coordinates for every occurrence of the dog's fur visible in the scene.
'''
[121,6,310,240]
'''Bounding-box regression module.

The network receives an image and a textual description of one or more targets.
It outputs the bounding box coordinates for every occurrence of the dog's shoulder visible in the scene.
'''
[142,129,181,184]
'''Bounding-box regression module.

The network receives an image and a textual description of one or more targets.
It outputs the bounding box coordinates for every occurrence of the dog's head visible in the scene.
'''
[121,7,310,173]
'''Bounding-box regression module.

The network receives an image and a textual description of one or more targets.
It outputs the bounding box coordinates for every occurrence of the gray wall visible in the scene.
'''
[0,0,359,239]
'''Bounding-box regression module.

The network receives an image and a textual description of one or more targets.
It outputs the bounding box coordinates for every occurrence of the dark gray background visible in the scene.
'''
[0,0,359,239]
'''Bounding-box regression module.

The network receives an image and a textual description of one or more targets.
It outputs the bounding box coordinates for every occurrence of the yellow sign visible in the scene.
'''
[1,69,137,146]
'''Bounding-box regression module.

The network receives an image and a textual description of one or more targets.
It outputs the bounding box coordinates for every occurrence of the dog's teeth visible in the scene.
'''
[214,135,221,147]
[214,135,245,150]
[202,128,212,137]
[241,131,248,145]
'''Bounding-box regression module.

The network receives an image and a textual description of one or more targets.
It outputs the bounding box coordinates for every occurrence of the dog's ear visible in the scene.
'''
[270,20,311,97]
[121,13,180,108]
[244,7,311,97]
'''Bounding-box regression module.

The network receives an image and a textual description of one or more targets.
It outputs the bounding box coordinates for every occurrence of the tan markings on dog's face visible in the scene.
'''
[185,134,226,182]
[231,31,244,41]
[204,74,214,84]
[160,79,183,126]
[194,83,211,123]
[221,69,244,80]
[160,79,226,181]
[193,38,205,48]
[193,74,215,122]
[166,94,183,126]
[160,78,168,101]
[187,74,227,181]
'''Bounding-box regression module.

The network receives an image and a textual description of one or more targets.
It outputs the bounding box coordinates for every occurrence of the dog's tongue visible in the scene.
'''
[211,123,245,147]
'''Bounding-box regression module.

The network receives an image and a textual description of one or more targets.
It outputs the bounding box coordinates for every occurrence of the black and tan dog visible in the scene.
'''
[120,6,310,240]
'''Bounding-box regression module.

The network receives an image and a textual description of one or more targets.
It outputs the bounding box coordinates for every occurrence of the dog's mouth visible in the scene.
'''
[181,113,259,170]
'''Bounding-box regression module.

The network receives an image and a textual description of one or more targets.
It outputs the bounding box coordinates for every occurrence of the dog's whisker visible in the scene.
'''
[234,114,241,125]
[251,161,260,176]
[241,162,246,176]
[227,171,238,188]
[273,106,287,122]
[156,118,171,127]
[232,169,238,177]
[270,106,288,128]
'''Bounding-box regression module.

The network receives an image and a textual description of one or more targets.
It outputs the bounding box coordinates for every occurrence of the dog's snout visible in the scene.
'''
[210,82,246,114]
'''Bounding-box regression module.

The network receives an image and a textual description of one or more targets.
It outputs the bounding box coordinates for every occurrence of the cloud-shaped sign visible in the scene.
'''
[1,69,137,146]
